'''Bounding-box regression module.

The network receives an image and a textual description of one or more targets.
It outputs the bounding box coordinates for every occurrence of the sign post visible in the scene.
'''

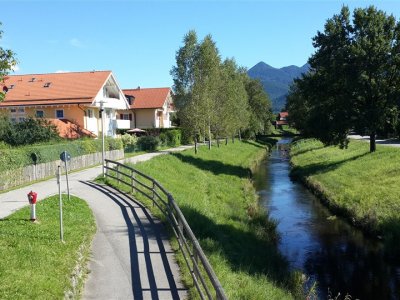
[57,166,64,242]
[60,151,71,201]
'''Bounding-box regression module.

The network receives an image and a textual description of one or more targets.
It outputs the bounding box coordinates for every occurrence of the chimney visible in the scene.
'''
[137,86,140,90]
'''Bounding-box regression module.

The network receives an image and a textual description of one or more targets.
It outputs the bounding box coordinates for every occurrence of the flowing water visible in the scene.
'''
[254,139,400,299]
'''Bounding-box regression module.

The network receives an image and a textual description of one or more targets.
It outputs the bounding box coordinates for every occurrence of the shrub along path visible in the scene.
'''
[0,145,192,299]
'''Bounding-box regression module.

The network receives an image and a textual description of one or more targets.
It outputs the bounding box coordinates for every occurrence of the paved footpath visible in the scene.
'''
[0,146,192,299]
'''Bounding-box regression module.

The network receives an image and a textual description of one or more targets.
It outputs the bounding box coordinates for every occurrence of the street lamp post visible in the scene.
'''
[99,100,106,178]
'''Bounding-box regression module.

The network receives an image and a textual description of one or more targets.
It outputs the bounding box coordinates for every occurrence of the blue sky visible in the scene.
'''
[1,0,399,89]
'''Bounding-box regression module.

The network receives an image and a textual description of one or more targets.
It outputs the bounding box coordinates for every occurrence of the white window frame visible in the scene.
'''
[55,109,64,119]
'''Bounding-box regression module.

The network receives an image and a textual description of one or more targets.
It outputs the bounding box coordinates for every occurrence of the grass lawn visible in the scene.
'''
[106,141,301,299]
[0,195,96,299]
[290,138,400,253]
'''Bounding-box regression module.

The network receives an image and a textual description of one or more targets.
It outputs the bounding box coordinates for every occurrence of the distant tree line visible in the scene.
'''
[287,6,400,152]
[170,30,273,150]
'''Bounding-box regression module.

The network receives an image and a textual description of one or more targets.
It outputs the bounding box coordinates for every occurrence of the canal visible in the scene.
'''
[254,139,400,299]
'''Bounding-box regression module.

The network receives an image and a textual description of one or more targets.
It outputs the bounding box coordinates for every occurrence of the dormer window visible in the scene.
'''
[43,82,51,88]
[9,84,15,89]
[126,95,134,105]
[29,78,36,82]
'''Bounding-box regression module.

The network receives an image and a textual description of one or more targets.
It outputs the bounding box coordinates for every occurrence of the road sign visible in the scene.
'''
[60,151,71,162]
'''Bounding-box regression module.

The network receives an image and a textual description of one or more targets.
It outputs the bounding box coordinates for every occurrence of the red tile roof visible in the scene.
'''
[48,118,96,139]
[0,71,111,107]
[123,87,170,109]
[279,111,289,118]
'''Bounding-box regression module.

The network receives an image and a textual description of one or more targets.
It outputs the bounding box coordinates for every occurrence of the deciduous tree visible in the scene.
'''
[0,23,17,102]
[287,6,400,152]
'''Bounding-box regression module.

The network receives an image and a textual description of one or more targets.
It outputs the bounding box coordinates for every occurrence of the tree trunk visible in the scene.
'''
[232,135,235,143]
[238,129,242,141]
[225,137,228,145]
[370,133,376,153]
[217,136,220,148]
[194,136,198,154]
[208,124,211,150]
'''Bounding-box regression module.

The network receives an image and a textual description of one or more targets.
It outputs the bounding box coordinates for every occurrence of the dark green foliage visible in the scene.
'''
[1,118,60,146]
[164,130,181,147]
[287,6,400,152]
[137,135,160,151]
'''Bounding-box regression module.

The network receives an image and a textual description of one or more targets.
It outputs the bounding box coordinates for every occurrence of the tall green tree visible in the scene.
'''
[0,23,17,102]
[170,31,200,140]
[215,59,249,142]
[287,6,400,152]
[244,77,272,137]
[193,35,221,147]
[350,6,400,151]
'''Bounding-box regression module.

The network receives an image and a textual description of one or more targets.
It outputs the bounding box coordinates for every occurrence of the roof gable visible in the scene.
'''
[123,87,170,109]
[0,71,112,107]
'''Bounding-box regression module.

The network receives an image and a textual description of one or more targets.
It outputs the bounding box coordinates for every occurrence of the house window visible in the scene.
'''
[10,108,16,113]
[120,113,132,121]
[87,109,93,118]
[36,110,44,118]
[18,107,25,113]
[11,118,16,123]
[56,110,64,119]
[19,117,25,122]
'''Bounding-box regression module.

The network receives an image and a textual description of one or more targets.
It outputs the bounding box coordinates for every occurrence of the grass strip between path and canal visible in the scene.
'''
[290,138,400,255]
[105,140,303,299]
[0,195,96,299]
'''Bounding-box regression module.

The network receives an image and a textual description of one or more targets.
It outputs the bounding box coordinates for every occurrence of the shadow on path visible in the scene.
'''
[81,181,183,300]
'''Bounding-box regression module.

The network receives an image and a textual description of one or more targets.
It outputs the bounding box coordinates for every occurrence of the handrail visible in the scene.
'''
[104,159,227,300]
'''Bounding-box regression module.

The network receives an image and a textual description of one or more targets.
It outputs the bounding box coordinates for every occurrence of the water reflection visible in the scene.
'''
[255,139,400,299]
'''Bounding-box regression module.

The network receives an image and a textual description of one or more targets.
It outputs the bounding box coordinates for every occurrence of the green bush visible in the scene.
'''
[1,118,59,146]
[165,130,181,147]
[107,137,123,150]
[121,133,138,148]
[137,136,160,151]
[80,138,99,154]
[159,132,168,146]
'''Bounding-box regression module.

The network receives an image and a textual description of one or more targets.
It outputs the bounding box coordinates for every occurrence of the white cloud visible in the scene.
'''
[69,38,85,48]
[55,70,70,73]
[11,64,19,72]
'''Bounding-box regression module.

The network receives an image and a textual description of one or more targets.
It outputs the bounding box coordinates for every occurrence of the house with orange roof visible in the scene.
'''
[0,71,130,138]
[121,87,174,129]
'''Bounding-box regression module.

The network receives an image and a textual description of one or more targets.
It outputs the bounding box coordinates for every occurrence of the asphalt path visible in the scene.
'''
[0,146,192,299]
[348,135,400,147]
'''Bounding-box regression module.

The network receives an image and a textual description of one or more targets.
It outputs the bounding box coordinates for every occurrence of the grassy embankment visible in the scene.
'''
[0,195,96,299]
[106,141,302,299]
[290,138,400,253]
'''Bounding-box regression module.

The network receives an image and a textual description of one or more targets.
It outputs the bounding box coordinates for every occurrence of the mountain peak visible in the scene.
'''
[247,61,309,112]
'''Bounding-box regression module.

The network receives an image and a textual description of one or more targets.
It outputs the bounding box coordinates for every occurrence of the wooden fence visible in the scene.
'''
[0,149,124,191]
[104,159,227,300]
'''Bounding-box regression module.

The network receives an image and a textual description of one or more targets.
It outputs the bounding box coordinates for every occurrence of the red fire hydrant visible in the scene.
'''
[27,191,37,221]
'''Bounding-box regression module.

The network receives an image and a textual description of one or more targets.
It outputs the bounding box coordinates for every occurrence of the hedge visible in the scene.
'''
[0,137,123,173]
